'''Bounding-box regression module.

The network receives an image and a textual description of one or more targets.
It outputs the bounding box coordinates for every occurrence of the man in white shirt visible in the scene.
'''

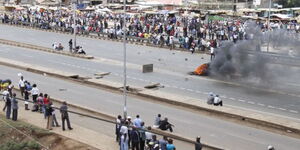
[31,84,39,103]
[19,76,25,97]
[2,88,9,111]
[120,121,129,150]
[213,95,223,106]
[210,47,215,61]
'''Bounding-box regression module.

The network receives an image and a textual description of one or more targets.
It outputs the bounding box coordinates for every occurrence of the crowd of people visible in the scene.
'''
[115,114,202,150]
[1,8,299,54]
[1,74,73,131]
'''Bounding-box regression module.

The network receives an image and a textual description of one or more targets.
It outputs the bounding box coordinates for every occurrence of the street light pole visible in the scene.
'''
[267,0,272,52]
[122,0,128,119]
[73,2,77,49]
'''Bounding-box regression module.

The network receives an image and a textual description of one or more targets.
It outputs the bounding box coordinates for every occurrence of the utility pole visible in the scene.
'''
[267,0,272,52]
[122,0,127,119]
[73,1,77,48]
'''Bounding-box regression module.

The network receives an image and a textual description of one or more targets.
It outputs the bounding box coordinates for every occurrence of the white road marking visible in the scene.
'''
[238,99,245,102]
[180,87,186,90]
[187,89,194,92]
[267,105,275,109]
[278,108,287,111]
[247,101,255,104]
[229,97,236,100]
[257,103,265,106]
[289,110,299,113]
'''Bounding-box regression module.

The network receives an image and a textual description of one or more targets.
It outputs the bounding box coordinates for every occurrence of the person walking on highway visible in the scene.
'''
[195,136,202,150]
[69,39,73,53]
[11,93,18,121]
[60,101,73,131]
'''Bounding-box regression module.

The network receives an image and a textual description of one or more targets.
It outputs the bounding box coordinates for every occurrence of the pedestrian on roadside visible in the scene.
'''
[207,92,214,105]
[5,92,11,119]
[120,121,129,150]
[133,115,142,128]
[213,95,223,106]
[2,88,9,112]
[139,122,146,150]
[127,116,133,148]
[31,84,39,103]
[19,76,25,97]
[24,87,30,110]
[37,93,44,113]
[195,136,202,150]
[210,47,215,61]
[69,39,73,52]
[131,127,140,150]
[159,118,174,132]
[43,94,50,118]
[60,101,73,131]
[145,126,153,146]
[46,103,53,130]
[51,103,60,127]
[116,115,122,142]
[166,139,176,150]
[7,83,14,97]
[159,136,168,150]
[11,93,18,121]
[153,114,161,128]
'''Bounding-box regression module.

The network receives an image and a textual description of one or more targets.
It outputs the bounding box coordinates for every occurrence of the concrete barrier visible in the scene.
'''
[1,57,299,140]
[0,38,94,59]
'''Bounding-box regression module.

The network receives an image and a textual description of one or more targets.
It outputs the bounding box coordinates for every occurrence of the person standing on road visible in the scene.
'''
[69,39,73,52]
[60,101,73,131]
[11,93,18,121]
[19,76,25,97]
[210,47,215,61]
[139,122,146,150]
[43,94,50,118]
[195,136,202,150]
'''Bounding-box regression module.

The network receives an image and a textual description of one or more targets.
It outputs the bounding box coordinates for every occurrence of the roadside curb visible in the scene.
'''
[1,57,300,140]
[0,38,94,59]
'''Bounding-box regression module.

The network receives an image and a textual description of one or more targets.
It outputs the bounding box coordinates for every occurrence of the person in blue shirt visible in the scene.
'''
[166,139,176,150]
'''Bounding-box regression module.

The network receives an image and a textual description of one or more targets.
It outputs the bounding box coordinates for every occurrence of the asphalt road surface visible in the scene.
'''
[0,65,300,150]
[0,25,299,121]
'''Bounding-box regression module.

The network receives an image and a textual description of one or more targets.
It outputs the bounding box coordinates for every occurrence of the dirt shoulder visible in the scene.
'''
[0,114,97,150]
[0,100,119,150]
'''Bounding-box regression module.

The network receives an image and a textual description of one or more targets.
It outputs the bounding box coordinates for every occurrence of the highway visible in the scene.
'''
[0,65,300,150]
[0,24,300,121]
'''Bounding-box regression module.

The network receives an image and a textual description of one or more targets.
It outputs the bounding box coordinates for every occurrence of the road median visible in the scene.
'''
[0,57,299,140]
[0,38,94,59]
